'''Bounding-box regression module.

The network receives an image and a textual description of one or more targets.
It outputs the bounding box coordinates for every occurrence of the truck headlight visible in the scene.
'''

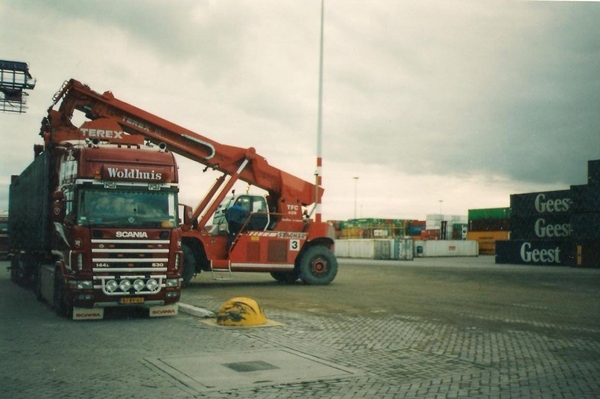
[146,278,159,292]
[119,279,132,292]
[77,280,93,290]
[133,279,145,292]
[166,278,180,288]
[106,280,118,293]
[68,280,93,290]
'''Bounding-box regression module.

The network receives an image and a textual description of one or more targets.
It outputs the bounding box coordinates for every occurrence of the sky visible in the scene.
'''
[1,0,599,221]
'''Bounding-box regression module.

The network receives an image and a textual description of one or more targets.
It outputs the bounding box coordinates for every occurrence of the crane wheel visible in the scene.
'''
[298,246,338,285]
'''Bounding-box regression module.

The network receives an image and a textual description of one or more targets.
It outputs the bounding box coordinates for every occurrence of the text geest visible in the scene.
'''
[534,218,572,238]
[534,194,570,214]
[520,242,561,263]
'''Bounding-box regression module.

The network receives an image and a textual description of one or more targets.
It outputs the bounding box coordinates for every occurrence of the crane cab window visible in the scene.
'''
[211,195,269,234]
[233,195,269,231]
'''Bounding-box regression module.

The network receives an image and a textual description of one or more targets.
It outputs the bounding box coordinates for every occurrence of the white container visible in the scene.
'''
[395,238,414,260]
[413,240,478,257]
[335,239,392,259]
[426,214,468,230]
[335,239,414,260]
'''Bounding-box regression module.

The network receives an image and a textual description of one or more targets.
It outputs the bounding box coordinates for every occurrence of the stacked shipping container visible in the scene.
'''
[466,207,510,255]
[424,214,468,240]
[496,189,573,266]
[570,160,600,267]
[334,218,411,239]
[496,159,600,267]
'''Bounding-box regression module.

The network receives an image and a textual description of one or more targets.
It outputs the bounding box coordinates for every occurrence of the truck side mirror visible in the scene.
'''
[182,205,195,226]
[52,190,65,222]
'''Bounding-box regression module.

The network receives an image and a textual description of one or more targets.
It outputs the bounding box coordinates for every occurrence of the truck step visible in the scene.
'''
[210,260,233,281]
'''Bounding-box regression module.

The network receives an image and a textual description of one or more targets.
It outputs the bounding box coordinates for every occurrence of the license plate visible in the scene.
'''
[120,297,144,304]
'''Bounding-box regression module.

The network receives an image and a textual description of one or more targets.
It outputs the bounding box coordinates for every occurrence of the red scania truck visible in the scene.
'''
[8,85,183,320]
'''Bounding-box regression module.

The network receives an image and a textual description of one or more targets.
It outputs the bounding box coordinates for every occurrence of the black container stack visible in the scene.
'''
[496,190,574,266]
[496,159,600,267]
[569,160,600,267]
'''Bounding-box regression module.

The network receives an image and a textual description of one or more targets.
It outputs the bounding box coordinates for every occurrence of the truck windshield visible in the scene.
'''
[77,189,177,228]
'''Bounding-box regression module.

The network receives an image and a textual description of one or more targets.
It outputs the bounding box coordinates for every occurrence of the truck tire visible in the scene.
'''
[270,271,299,284]
[10,257,19,284]
[54,271,72,318]
[181,245,196,287]
[298,246,338,285]
[34,267,44,302]
[10,255,25,286]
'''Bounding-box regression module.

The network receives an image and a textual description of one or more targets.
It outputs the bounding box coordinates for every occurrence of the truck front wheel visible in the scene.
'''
[181,245,196,287]
[298,246,338,285]
[54,271,72,318]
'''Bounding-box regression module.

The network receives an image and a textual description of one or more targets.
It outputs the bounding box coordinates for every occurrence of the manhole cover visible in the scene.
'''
[146,349,358,392]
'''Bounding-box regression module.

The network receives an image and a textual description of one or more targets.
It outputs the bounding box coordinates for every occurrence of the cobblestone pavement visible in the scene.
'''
[1,258,600,398]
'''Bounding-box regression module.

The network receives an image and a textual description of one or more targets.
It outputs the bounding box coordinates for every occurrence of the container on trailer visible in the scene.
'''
[8,150,52,251]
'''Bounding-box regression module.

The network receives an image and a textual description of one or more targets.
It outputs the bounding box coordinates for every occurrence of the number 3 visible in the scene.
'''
[290,240,300,251]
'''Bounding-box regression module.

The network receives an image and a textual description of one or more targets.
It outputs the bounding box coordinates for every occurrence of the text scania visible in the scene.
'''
[107,167,162,181]
[534,194,570,213]
[520,242,561,263]
[116,231,148,238]
[534,218,572,238]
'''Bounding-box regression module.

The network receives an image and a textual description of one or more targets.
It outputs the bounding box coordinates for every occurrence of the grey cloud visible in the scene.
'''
[322,1,600,187]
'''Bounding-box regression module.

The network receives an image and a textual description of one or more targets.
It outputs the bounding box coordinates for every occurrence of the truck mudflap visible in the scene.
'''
[72,304,178,320]
[149,304,178,317]
[73,307,104,321]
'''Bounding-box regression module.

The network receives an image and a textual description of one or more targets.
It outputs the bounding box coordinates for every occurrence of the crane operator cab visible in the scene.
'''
[210,195,270,239]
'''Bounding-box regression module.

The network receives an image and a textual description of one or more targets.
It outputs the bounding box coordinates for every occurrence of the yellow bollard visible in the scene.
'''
[217,297,267,326]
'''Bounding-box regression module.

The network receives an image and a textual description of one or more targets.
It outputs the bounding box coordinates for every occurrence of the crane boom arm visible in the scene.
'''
[41,79,322,212]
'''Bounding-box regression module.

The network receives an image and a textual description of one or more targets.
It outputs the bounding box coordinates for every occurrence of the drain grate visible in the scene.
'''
[224,360,279,373]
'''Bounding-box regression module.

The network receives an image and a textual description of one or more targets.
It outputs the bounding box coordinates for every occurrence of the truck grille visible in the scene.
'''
[91,238,169,268]
[91,237,170,296]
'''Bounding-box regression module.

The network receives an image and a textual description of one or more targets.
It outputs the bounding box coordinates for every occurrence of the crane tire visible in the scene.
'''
[298,246,338,285]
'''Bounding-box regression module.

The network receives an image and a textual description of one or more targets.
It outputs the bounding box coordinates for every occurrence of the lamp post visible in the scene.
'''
[315,0,325,223]
[354,176,359,219]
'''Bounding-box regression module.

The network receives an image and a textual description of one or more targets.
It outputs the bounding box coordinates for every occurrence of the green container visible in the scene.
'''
[468,207,510,221]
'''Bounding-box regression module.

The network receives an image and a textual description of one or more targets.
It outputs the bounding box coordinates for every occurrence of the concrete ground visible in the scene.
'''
[2,256,600,398]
